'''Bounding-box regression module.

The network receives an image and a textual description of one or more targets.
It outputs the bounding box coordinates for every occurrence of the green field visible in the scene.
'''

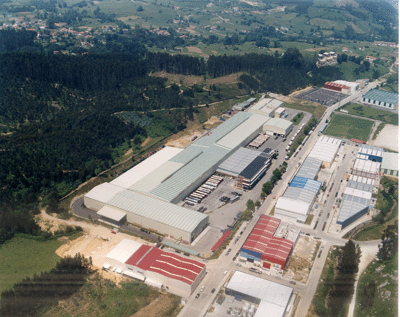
[324,113,374,141]
[338,102,398,125]
[0,236,63,294]
[355,255,398,317]
[338,61,390,82]
[284,101,325,120]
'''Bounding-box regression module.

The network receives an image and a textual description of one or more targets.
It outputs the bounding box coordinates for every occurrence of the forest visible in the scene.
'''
[0,29,344,243]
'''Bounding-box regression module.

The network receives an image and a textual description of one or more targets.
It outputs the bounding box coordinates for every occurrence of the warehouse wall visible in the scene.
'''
[146,270,192,297]
[84,196,105,211]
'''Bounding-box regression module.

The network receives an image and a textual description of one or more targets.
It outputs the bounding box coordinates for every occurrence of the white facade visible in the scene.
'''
[274,197,310,223]
[104,239,142,270]
[333,80,360,93]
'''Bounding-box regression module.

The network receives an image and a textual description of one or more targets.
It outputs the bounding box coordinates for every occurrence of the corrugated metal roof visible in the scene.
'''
[111,146,183,189]
[250,98,272,110]
[296,157,322,179]
[217,147,262,177]
[255,300,286,317]
[130,161,183,193]
[193,112,251,147]
[289,176,321,194]
[283,186,317,205]
[344,187,372,199]
[308,136,340,163]
[169,145,204,164]
[263,117,293,130]
[337,194,370,224]
[226,271,293,309]
[150,144,230,202]
[382,152,399,171]
[363,89,398,105]
[217,114,269,149]
[359,144,384,158]
[85,182,126,204]
[275,197,309,215]
[107,189,208,233]
[353,159,381,174]
[347,180,373,192]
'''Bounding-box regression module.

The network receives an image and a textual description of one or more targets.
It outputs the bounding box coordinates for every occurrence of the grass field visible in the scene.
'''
[0,236,63,294]
[283,101,325,120]
[338,61,389,82]
[354,255,398,317]
[324,113,374,141]
[338,102,398,125]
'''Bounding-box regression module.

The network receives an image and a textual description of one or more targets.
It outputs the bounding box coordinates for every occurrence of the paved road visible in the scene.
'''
[179,79,385,317]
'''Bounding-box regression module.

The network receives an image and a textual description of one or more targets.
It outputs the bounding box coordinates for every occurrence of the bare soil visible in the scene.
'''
[187,46,203,54]
[150,71,242,87]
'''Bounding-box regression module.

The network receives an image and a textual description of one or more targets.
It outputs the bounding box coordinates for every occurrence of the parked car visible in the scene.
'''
[211,288,216,293]
[195,293,200,299]
[200,286,205,292]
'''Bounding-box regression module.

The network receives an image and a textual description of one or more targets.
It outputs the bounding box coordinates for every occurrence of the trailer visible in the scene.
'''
[190,193,204,199]
[202,185,215,190]
[199,187,211,193]
[196,189,209,195]
[205,182,217,188]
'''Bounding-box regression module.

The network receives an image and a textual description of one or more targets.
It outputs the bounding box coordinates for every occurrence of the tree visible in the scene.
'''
[372,69,380,79]
[359,280,376,310]
[246,199,255,211]
[262,181,273,195]
[338,240,361,274]
[273,168,282,180]
[137,5,144,11]
[377,224,398,261]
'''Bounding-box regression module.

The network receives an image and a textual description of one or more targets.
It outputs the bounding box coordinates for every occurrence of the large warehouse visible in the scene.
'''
[381,152,398,177]
[362,89,398,110]
[225,271,293,317]
[307,136,341,168]
[248,98,283,117]
[337,145,383,229]
[217,147,272,189]
[104,239,206,297]
[84,182,209,243]
[240,215,297,270]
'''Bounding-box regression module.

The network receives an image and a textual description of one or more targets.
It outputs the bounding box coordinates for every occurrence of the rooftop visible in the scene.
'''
[363,89,398,105]
[275,197,310,215]
[381,152,399,171]
[308,136,341,164]
[296,157,322,180]
[217,147,263,177]
[105,239,142,265]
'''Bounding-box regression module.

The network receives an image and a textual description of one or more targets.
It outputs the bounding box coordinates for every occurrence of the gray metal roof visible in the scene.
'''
[150,144,230,202]
[337,194,370,224]
[296,157,322,180]
[193,112,251,147]
[217,147,261,177]
[169,145,204,164]
[217,114,269,149]
[362,89,398,105]
[107,188,208,233]
[347,180,373,192]
[283,186,316,205]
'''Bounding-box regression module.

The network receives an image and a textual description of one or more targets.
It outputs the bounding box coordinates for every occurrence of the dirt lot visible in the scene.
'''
[187,46,203,54]
[284,236,320,283]
[150,71,242,87]
[371,123,399,151]
[165,115,221,148]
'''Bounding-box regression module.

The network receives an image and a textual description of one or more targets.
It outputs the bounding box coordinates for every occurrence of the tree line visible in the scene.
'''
[0,253,92,317]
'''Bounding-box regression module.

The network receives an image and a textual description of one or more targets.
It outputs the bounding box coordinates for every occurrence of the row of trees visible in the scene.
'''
[0,253,92,316]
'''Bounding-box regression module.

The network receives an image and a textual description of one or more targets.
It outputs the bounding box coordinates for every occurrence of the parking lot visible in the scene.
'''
[296,88,348,106]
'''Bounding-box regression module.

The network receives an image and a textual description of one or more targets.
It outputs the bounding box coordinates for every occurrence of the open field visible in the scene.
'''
[280,99,326,120]
[324,113,374,141]
[371,124,399,152]
[0,236,63,294]
[338,61,390,82]
[338,102,398,125]
[354,255,398,317]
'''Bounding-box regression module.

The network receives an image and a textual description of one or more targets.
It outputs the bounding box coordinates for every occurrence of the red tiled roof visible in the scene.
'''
[241,215,293,269]
[125,245,205,285]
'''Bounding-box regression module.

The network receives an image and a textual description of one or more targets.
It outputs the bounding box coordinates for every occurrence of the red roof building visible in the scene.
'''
[324,82,350,93]
[125,245,206,297]
[241,215,294,270]
[211,230,231,252]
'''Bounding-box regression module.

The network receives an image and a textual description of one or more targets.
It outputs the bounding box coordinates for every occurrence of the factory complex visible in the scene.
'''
[337,145,384,229]
[103,239,206,297]
[275,136,341,223]
[84,100,294,243]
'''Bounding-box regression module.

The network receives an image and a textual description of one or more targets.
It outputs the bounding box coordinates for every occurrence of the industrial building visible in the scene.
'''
[240,215,298,270]
[323,82,350,94]
[337,144,383,229]
[225,271,293,317]
[333,80,360,93]
[248,98,284,117]
[381,152,399,177]
[84,182,209,243]
[362,89,398,110]
[232,98,257,111]
[104,239,206,297]
[85,108,293,242]
[307,136,341,168]
[217,147,272,189]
